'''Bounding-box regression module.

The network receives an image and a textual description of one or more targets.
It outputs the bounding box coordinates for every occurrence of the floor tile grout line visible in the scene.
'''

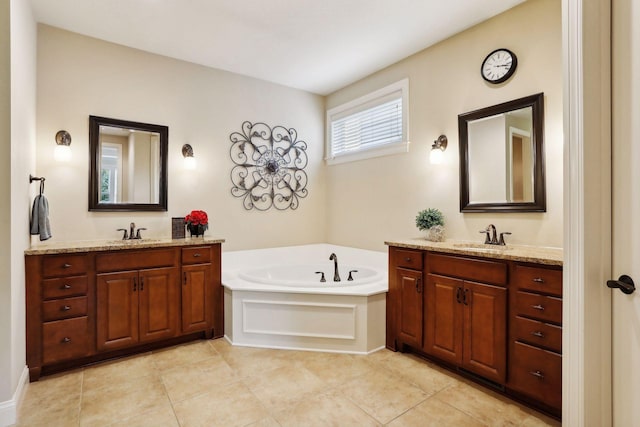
[157,360,183,427]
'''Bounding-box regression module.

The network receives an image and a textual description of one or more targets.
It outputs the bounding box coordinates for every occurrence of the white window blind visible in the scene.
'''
[326,78,409,164]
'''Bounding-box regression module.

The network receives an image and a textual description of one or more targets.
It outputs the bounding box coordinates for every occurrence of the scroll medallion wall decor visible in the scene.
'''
[230,121,309,210]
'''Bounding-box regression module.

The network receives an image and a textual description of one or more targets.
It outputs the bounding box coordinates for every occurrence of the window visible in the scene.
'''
[326,78,409,165]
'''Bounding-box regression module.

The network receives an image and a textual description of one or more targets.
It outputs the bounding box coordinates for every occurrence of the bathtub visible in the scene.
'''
[222,244,387,354]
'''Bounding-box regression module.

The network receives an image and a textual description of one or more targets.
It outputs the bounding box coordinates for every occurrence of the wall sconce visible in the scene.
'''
[430,135,447,164]
[182,144,196,170]
[54,130,72,162]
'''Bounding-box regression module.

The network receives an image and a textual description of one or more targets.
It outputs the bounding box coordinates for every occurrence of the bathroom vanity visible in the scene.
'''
[385,239,563,418]
[24,238,224,381]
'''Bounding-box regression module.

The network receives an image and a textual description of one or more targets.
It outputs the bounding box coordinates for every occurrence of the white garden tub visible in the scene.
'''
[222,244,387,354]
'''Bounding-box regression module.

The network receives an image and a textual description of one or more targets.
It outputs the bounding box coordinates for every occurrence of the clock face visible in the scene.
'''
[481,48,517,84]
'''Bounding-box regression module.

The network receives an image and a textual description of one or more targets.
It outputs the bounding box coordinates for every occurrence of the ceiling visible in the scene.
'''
[29,0,526,95]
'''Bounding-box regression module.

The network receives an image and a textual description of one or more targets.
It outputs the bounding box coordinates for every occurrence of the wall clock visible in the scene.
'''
[481,48,517,84]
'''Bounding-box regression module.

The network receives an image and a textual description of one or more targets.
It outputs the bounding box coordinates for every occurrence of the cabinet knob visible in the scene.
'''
[531,331,544,338]
[533,277,545,283]
[529,370,545,380]
[405,257,411,262]
[531,304,545,311]
[61,337,71,344]
[62,263,72,269]
[61,305,71,311]
[62,283,71,290]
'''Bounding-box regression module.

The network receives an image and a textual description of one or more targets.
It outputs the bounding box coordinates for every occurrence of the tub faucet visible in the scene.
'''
[329,253,341,282]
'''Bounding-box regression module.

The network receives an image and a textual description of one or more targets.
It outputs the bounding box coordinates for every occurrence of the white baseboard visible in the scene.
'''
[0,366,29,427]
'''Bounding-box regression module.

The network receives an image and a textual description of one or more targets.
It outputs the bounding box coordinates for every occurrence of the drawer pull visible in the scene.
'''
[529,370,545,380]
[405,257,412,262]
[533,277,545,283]
[63,263,72,269]
[62,283,72,289]
[193,253,201,257]
[61,337,71,344]
[531,331,544,338]
[531,304,545,311]
[61,305,71,311]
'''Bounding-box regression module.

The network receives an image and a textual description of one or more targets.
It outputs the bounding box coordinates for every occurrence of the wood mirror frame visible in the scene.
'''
[89,115,168,211]
[458,93,546,213]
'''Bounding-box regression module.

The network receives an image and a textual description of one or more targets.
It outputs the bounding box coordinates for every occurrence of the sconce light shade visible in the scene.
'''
[430,134,448,164]
[182,144,196,170]
[54,130,72,162]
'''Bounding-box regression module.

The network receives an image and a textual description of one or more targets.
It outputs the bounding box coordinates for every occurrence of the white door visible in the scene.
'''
[611,0,640,424]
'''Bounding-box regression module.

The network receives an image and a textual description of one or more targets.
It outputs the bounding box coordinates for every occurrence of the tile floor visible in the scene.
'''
[15,339,560,427]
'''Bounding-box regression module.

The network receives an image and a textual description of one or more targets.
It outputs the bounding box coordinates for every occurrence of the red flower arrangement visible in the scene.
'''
[185,210,208,230]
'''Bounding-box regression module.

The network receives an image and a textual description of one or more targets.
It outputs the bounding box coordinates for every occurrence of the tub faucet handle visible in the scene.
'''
[315,271,326,283]
[348,270,358,281]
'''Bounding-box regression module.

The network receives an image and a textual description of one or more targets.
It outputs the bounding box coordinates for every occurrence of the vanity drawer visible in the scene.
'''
[96,248,178,272]
[513,316,562,353]
[392,248,423,270]
[515,291,562,324]
[42,276,88,300]
[42,254,89,278]
[513,264,562,297]
[42,296,88,322]
[182,246,212,265]
[427,253,507,286]
[42,316,91,364]
[509,341,562,410]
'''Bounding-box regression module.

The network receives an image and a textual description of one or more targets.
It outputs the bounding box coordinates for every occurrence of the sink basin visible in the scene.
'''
[108,239,161,245]
[453,243,512,253]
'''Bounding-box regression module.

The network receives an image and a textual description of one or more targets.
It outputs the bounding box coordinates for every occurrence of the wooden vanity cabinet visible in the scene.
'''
[386,245,562,417]
[387,248,424,350]
[96,266,179,351]
[181,246,216,334]
[26,242,223,381]
[507,263,563,412]
[424,253,508,383]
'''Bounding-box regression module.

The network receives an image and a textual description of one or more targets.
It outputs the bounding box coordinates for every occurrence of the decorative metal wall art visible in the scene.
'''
[230,121,309,210]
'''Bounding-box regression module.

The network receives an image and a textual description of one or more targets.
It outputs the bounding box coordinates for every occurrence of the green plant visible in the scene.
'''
[415,208,444,231]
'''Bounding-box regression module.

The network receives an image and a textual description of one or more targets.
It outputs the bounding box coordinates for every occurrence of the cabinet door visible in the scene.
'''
[182,264,212,334]
[424,274,463,365]
[462,281,507,383]
[97,271,139,351]
[396,268,423,348]
[138,267,179,343]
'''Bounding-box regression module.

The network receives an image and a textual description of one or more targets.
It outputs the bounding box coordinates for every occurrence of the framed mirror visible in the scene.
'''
[458,93,545,212]
[89,116,168,211]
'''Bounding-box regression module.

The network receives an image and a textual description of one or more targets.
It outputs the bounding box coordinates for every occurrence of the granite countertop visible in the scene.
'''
[385,238,563,266]
[25,237,226,255]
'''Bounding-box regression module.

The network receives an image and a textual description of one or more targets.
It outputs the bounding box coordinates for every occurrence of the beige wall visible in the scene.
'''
[35,25,327,251]
[325,0,562,251]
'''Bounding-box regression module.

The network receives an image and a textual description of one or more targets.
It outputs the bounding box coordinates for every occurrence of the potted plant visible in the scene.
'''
[185,210,208,237]
[416,208,445,242]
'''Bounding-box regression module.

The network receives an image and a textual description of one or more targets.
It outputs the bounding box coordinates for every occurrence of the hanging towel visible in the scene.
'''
[30,194,52,241]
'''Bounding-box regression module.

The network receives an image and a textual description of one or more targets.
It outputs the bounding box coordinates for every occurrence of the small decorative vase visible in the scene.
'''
[188,224,206,237]
[425,225,445,242]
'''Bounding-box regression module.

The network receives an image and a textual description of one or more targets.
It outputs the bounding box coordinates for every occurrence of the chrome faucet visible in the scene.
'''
[329,253,341,282]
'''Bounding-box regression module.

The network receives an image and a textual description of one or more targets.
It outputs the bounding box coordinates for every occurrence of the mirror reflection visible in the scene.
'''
[458,93,545,212]
[98,126,160,204]
[89,116,168,211]
[467,107,533,203]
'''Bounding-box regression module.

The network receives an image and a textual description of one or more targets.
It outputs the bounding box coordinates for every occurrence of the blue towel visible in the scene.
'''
[30,194,52,241]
